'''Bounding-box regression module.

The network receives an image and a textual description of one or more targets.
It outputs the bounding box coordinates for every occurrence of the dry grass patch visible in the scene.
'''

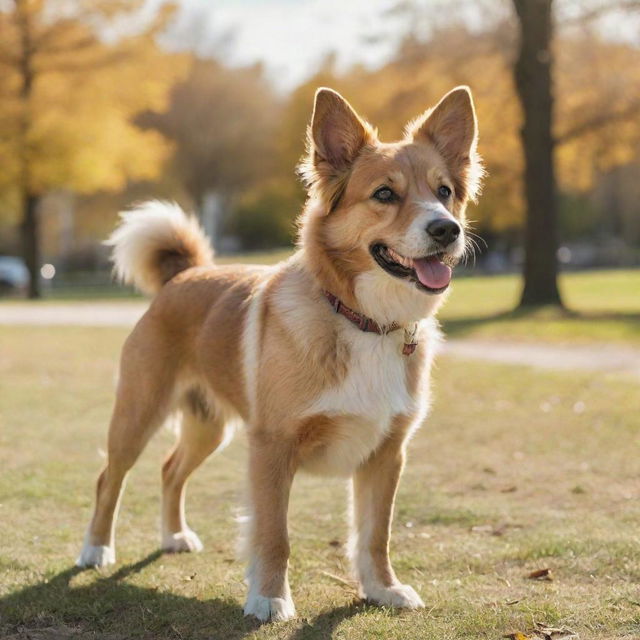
[0,325,639,639]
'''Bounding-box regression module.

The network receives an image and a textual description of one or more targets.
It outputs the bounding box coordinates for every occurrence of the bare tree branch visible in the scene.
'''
[34,31,97,55]
[35,50,130,75]
[562,0,640,25]
[555,102,640,145]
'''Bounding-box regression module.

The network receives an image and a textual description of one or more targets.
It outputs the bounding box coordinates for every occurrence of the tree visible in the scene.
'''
[138,59,280,218]
[511,0,640,307]
[512,0,563,307]
[0,0,186,297]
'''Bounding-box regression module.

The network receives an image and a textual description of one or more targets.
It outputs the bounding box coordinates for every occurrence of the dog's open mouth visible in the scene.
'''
[370,244,454,294]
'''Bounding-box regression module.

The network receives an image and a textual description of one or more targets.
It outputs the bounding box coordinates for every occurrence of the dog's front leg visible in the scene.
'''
[349,420,425,609]
[243,435,296,622]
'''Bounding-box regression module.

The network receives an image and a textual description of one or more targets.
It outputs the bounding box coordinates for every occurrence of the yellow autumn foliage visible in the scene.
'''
[278,23,640,234]
[0,0,188,215]
[2,2,639,242]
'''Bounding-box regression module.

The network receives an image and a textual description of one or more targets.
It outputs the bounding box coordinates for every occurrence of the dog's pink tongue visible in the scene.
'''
[413,256,452,289]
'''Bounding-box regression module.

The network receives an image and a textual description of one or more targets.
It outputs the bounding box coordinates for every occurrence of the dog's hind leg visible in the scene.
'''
[77,330,177,568]
[161,388,235,553]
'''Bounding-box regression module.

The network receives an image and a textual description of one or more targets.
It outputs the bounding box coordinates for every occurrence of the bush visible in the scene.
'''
[227,183,302,250]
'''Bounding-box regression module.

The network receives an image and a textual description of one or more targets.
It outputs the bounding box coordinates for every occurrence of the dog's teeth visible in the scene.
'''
[386,248,415,270]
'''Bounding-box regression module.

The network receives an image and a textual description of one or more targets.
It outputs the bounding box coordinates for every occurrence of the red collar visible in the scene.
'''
[322,290,418,355]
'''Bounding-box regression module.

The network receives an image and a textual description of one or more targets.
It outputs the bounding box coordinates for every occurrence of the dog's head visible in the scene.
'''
[298,87,483,324]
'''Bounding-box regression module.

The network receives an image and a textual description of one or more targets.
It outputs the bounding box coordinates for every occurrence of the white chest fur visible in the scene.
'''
[302,328,429,476]
[308,330,415,423]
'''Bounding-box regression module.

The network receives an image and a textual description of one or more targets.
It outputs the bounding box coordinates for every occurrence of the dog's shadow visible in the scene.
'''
[0,551,365,639]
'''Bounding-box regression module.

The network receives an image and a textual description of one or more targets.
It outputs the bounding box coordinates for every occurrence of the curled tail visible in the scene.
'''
[106,201,214,296]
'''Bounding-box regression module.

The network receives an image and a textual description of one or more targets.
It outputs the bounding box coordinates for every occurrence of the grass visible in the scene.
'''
[440,269,640,344]
[1,326,640,639]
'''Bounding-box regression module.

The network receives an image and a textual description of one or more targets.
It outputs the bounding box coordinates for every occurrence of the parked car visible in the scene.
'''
[0,256,29,295]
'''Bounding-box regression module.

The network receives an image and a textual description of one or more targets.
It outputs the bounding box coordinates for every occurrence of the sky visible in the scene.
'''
[164,0,409,91]
[145,0,638,93]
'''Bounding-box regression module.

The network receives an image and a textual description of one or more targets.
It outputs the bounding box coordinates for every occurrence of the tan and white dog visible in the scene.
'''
[76,86,482,622]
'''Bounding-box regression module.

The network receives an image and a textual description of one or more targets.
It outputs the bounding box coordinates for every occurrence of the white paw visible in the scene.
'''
[162,529,203,553]
[76,543,115,568]
[363,583,425,609]
[244,593,296,622]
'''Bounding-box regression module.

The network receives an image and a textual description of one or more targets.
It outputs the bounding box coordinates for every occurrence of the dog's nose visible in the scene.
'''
[426,219,460,247]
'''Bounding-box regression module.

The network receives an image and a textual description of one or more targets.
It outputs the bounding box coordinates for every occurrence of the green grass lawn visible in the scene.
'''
[1,326,640,639]
[440,269,640,344]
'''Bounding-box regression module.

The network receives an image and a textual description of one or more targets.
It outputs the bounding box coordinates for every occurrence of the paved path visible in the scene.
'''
[0,301,147,327]
[444,339,640,378]
[2,302,639,378]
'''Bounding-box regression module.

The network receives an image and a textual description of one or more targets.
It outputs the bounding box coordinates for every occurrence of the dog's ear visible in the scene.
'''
[299,88,376,213]
[310,88,372,170]
[407,86,483,202]
[408,86,477,160]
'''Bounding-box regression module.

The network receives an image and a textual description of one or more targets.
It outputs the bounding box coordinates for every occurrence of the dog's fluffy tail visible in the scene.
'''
[105,200,214,296]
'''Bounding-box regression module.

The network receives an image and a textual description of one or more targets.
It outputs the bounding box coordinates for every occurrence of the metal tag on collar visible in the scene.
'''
[402,323,418,356]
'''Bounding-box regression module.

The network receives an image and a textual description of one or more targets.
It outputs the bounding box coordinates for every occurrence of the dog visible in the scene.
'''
[76,86,482,622]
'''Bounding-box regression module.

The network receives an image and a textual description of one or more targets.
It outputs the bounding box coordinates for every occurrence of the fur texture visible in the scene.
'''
[105,200,214,296]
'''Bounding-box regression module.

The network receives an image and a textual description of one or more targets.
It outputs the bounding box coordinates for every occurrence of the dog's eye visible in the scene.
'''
[372,187,397,203]
[438,185,452,199]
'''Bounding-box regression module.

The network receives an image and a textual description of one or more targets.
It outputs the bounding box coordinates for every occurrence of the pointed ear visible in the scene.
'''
[298,88,376,213]
[310,88,374,170]
[408,86,478,162]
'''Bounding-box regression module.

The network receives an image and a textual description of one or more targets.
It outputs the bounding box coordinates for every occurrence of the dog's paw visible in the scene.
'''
[363,583,425,609]
[162,529,203,553]
[76,543,115,568]
[244,593,296,622]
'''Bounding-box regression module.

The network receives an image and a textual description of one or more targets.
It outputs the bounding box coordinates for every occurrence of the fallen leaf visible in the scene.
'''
[528,568,553,581]
[503,633,531,640]
[535,622,579,639]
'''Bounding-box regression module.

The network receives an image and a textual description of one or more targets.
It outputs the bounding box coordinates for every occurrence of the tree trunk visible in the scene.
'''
[21,192,41,299]
[15,0,41,298]
[512,0,563,307]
